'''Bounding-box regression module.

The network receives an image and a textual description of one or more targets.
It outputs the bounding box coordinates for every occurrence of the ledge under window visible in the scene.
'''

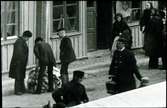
[128,21,140,27]
[1,36,18,46]
[50,31,81,39]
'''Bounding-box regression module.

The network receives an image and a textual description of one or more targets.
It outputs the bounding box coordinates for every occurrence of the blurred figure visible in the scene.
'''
[9,30,32,95]
[57,28,76,85]
[111,13,132,52]
[140,2,153,32]
[34,37,56,94]
[109,38,143,94]
[159,6,167,70]
[143,8,164,69]
[52,70,89,107]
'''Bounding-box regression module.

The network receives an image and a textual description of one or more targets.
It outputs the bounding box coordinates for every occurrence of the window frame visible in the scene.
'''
[51,1,79,35]
[114,1,142,23]
[1,1,19,41]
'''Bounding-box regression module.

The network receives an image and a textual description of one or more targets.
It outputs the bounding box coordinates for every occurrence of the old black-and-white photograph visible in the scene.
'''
[1,1,166,107]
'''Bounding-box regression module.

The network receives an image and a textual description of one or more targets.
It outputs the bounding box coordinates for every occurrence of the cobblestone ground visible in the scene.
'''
[3,65,166,107]
[2,49,166,107]
[83,65,166,101]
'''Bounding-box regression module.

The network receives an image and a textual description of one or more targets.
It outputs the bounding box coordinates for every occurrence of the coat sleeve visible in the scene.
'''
[112,23,119,40]
[129,52,142,81]
[34,44,40,59]
[109,51,116,77]
[48,44,57,66]
[81,86,89,103]
[123,21,132,34]
[140,10,147,28]
[52,88,64,103]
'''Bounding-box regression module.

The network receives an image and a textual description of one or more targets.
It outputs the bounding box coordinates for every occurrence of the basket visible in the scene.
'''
[105,80,117,94]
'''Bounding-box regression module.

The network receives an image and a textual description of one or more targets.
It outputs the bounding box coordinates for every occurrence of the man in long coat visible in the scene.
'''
[9,30,32,95]
[34,37,57,93]
[140,2,153,32]
[58,28,76,85]
[109,38,143,93]
[143,9,164,69]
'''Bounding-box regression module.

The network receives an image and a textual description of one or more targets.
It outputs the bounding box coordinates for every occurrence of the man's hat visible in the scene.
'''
[23,30,32,37]
[73,70,85,78]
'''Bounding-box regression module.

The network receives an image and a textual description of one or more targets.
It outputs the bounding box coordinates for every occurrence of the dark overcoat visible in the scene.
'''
[52,80,89,107]
[143,15,164,57]
[140,9,152,32]
[60,36,76,63]
[9,37,28,80]
[109,49,142,93]
[112,20,132,48]
[34,41,56,66]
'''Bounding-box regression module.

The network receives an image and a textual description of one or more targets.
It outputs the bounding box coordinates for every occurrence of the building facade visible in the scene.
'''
[1,1,162,74]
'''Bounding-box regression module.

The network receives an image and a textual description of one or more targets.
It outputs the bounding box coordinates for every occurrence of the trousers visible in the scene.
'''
[36,64,53,92]
[15,79,25,93]
[60,62,69,85]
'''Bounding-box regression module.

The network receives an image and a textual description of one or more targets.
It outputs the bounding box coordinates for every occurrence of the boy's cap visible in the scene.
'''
[73,70,84,78]
[23,30,32,37]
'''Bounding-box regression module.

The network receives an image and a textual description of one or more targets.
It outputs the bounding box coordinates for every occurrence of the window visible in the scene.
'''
[1,1,19,40]
[116,1,141,23]
[52,1,79,33]
[131,2,141,21]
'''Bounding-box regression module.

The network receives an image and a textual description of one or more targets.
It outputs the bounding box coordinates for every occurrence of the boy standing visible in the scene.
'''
[57,28,76,85]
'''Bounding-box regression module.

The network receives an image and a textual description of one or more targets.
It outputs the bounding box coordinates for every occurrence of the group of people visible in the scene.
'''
[8,2,166,107]
[111,2,166,70]
[140,2,166,69]
[9,28,88,107]
[9,28,76,95]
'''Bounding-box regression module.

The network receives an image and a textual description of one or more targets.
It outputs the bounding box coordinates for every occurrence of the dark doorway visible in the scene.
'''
[97,1,113,49]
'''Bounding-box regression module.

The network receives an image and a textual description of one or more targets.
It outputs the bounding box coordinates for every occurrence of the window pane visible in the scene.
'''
[53,6,63,19]
[1,1,18,38]
[7,25,15,36]
[6,1,17,37]
[131,9,140,21]
[67,6,77,17]
[66,18,78,32]
[7,11,16,23]
[132,2,140,8]
[52,1,79,33]
[87,1,94,7]
[67,1,77,4]
[53,1,63,5]
[116,1,141,22]
[53,21,60,32]
[1,2,5,38]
